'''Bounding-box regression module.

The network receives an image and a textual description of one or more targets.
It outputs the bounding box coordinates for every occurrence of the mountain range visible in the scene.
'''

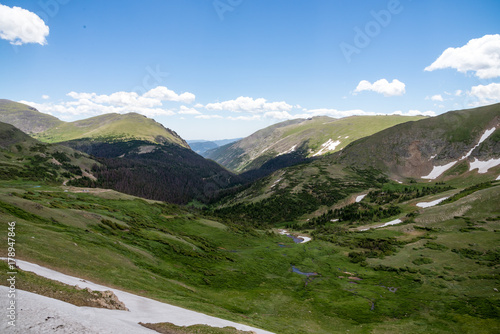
[206,115,426,172]
[0,99,499,333]
[0,100,238,204]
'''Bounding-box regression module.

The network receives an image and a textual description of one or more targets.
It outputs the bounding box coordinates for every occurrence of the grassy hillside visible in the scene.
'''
[337,103,500,180]
[0,178,498,333]
[33,112,189,148]
[0,122,97,183]
[213,104,500,226]
[0,99,63,134]
[206,115,426,172]
[65,139,241,205]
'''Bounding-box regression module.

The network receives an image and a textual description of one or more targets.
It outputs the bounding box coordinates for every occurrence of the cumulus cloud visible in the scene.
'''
[354,79,406,97]
[392,110,436,117]
[18,86,196,119]
[42,95,50,100]
[143,86,195,104]
[425,34,500,79]
[294,108,435,119]
[178,106,201,115]
[294,108,373,119]
[204,96,293,113]
[469,82,500,105]
[263,111,294,120]
[0,4,49,45]
[426,94,444,102]
[195,114,223,119]
[227,115,262,121]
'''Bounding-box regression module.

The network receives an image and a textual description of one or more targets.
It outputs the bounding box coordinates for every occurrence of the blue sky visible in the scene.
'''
[1,0,499,140]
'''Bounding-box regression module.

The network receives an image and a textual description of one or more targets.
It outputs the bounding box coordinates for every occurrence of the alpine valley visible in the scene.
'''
[1,99,499,334]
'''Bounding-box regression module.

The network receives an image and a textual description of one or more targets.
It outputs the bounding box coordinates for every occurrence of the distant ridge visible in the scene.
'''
[206,115,426,172]
[0,99,63,134]
[0,100,189,148]
[336,102,500,180]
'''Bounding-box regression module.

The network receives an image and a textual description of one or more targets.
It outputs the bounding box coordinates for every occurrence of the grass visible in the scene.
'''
[140,322,255,334]
[209,115,425,172]
[0,179,499,333]
[33,112,189,147]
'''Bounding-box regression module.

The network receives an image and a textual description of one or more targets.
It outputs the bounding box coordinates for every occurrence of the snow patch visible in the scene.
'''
[1,259,273,334]
[278,230,311,243]
[0,287,153,334]
[359,219,403,231]
[421,161,457,180]
[355,194,367,203]
[277,145,297,156]
[469,157,500,174]
[422,127,497,179]
[496,175,500,181]
[429,154,437,160]
[461,127,496,160]
[271,178,282,188]
[313,139,341,157]
[416,197,449,208]
[298,236,312,243]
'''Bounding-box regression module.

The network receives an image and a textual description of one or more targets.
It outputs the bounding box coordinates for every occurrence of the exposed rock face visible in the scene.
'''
[77,287,129,311]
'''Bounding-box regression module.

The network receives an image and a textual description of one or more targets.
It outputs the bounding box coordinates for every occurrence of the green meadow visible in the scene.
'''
[1,178,499,333]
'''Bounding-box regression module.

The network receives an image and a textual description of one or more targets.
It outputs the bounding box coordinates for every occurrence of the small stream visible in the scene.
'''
[291,265,318,277]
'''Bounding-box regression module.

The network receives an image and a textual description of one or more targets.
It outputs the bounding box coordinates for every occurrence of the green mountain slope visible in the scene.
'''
[34,112,189,148]
[0,104,499,333]
[65,139,241,204]
[0,121,98,183]
[337,103,500,181]
[1,175,499,333]
[0,99,63,134]
[0,100,189,148]
[214,104,500,225]
[206,115,426,172]
[0,100,241,204]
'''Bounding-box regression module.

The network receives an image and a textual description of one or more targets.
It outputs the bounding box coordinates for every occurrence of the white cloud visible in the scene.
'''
[42,95,50,100]
[143,86,195,104]
[469,82,500,105]
[204,96,293,113]
[21,99,176,118]
[426,94,444,102]
[263,111,293,120]
[455,90,463,96]
[354,79,406,97]
[178,106,201,115]
[227,115,261,121]
[398,110,436,117]
[292,108,434,119]
[18,86,197,119]
[425,34,500,79]
[195,114,223,119]
[294,108,373,119]
[0,4,49,45]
